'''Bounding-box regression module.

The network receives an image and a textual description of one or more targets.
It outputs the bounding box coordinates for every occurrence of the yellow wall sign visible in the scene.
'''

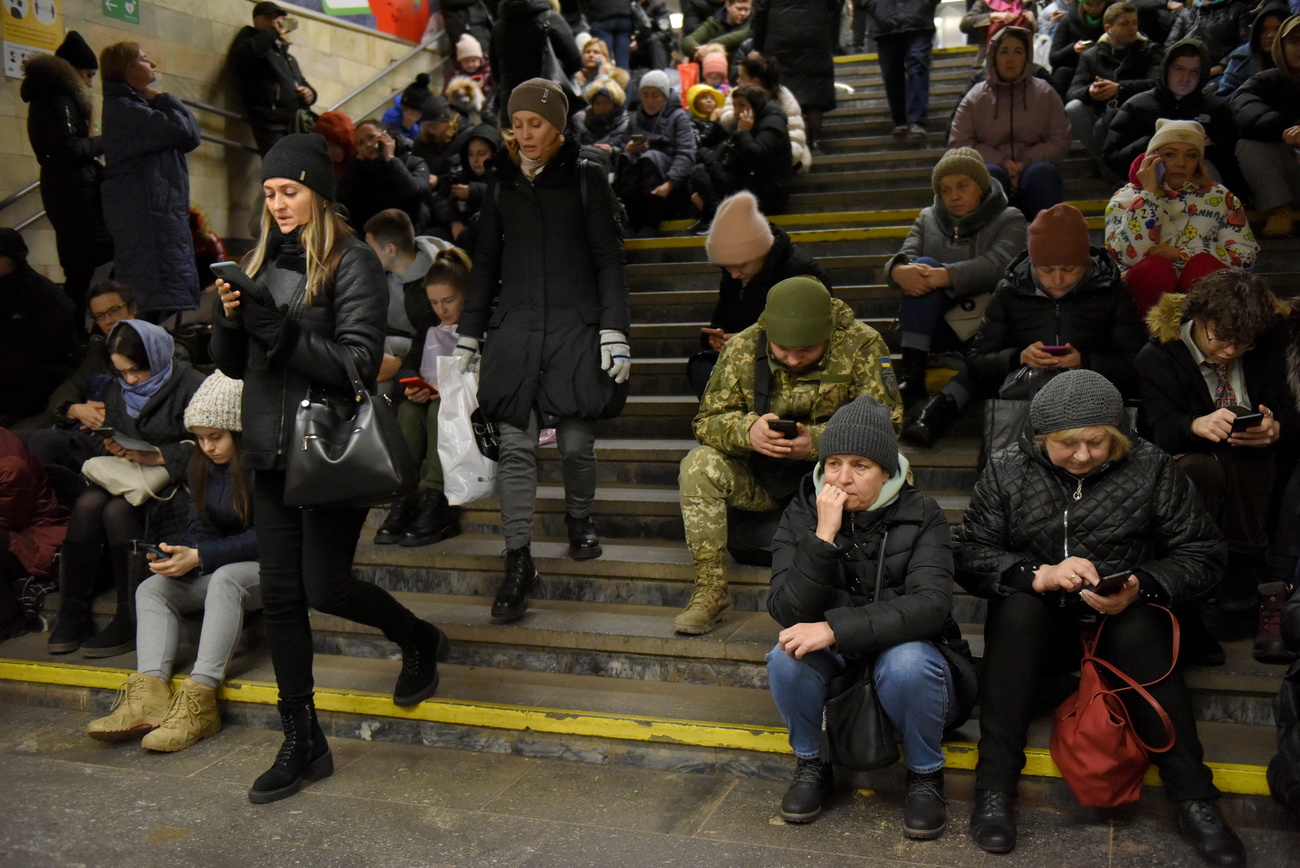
[3,0,64,78]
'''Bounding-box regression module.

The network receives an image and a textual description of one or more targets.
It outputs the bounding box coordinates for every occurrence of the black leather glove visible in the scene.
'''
[240,296,300,363]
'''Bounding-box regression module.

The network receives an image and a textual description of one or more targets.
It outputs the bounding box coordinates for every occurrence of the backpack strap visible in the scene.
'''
[753,331,772,417]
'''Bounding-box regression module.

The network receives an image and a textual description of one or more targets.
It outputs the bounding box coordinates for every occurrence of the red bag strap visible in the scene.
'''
[1077,604,1179,753]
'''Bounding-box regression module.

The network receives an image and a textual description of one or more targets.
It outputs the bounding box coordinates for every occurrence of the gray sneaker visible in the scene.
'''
[906,123,928,143]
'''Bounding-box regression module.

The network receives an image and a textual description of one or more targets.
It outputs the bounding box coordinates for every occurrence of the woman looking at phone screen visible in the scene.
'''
[210,133,447,805]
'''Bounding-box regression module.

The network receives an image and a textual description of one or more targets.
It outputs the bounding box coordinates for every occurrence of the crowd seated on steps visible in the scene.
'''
[5,1,1300,849]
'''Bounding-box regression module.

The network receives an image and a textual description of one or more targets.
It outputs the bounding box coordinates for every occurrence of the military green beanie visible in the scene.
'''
[759,277,834,347]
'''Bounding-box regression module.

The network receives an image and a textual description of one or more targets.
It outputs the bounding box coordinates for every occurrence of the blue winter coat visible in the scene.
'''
[101,82,202,316]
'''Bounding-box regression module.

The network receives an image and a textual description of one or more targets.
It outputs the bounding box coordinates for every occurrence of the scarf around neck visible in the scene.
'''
[110,319,175,419]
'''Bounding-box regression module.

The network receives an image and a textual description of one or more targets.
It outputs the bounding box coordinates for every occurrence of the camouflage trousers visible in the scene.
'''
[679,445,780,585]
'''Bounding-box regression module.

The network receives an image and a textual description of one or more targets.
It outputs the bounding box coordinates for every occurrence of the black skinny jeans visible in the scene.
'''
[977,592,1219,802]
[254,470,418,704]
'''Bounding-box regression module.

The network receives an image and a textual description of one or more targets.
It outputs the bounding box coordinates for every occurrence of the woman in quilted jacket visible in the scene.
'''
[953,370,1245,868]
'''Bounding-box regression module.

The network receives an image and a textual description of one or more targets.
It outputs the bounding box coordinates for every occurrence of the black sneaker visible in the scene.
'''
[1175,799,1246,867]
[904,769,947,839]
[780,757,833,823]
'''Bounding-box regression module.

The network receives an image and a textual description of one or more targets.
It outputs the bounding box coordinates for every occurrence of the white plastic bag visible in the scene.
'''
[436,356,499,506]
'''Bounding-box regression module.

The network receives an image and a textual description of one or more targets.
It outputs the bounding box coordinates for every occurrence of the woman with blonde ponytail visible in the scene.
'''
[210,133,448,806]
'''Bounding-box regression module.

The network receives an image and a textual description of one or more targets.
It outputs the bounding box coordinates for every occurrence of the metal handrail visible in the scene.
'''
[328,35,443,113]
[15,211,47,231]
[201,133,259,153]
[0,180,40,215]
[182,98,244,121]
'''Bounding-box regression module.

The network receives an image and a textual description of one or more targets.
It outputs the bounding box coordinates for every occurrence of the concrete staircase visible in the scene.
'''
[0,47,1290,798]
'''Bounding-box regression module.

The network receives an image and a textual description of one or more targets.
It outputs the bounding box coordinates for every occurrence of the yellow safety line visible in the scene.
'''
[0,657,1271,795]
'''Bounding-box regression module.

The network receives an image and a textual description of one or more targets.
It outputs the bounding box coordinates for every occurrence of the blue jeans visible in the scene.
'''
[875,32,933,126]
[590,16,634,70]
[766,640,955,772]
[987,161,1064,222]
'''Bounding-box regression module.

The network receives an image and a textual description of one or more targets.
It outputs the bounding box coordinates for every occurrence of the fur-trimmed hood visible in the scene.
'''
[20,53,93,121]
[1145,290,1292,342]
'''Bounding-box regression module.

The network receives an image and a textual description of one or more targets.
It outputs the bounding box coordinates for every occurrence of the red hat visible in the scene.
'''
[1028,204,1090,266]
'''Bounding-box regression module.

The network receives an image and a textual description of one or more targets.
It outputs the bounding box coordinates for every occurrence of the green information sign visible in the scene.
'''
[103,0,140,25]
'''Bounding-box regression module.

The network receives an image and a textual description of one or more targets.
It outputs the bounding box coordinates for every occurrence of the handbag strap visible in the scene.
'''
[1077,604,1179,753]
[872,529,890,603]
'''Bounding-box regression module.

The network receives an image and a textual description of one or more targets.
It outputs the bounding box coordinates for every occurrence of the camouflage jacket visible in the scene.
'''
[693,298,903,457]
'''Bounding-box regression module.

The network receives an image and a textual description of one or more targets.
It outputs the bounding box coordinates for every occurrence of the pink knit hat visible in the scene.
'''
[706,192,774,265]
[702,52,728,80]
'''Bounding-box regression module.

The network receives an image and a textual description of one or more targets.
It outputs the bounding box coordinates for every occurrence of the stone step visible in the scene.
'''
[630,283,902,322]
[629,254,886,293]
[626,318,896,360]
[785,179,1116,213]
[0,635,1279,793]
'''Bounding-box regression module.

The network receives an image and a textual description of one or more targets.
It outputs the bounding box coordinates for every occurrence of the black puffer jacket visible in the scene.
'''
[443,0,496,48]
[1049,4,1108,74]
[1066,37,1165,108]
[769,478,957,654]
[1166,0,1251,69]
[228,25,316,129]
[101,364,207,489]
[490,0,583,102]
[712,96,794,214]
[459,137,630,428]
[708,225,829,337]
[750,0,839,112]
[21,55,102,195]
[859,0,941,36]
[966,248,1148,395]
[1232,67,1300,143]
[209,232,387,471]
[336,151,432,234]
[1103,40,1240,182]
[954,429,1226,603]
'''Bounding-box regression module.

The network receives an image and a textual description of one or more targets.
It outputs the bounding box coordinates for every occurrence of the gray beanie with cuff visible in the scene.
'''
[819,396,900,477]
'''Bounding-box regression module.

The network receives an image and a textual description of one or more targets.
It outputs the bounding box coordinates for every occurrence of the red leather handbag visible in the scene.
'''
[1049,606,1179,808]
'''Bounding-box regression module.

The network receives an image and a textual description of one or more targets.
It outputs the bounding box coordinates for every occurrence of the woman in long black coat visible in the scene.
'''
[99,42,202,319]
[750,0,839,149]
[455,79,630,624]
[20,34,113,319]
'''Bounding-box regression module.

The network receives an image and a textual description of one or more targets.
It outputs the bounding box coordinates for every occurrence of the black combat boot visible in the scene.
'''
[392,619,451,706]
[374,495,419,545]
[248,700,334,804]
[492,546,539,621]
[401,489,460,547]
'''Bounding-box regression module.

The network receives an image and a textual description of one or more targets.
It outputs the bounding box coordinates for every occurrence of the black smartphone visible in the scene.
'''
[1090,572,1132,596]
[768,419,799,439]
[630,134,646,145]
[1041,345,1069,355]
[1231,411,1264,433]
[210,261,263,298]
[89,426,114,436]
[141,543,170,559]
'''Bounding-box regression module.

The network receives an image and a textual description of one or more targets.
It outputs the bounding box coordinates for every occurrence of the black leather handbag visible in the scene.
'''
[283,352,417,509]
[821,530,901,771]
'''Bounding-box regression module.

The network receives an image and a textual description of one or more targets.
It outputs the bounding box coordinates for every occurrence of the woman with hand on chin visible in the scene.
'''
[1105,119,1258,314]
[766,396,975,838]
[954,370,1244,868]
[210,132,448,805]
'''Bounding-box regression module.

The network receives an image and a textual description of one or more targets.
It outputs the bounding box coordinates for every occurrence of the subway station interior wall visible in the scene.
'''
[1,0,426,281]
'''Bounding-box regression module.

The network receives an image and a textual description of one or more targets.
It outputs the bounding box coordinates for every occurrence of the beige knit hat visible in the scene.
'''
[932,147,990,196]
[184,371,244,432]
[1146,118,1205,164]
[456,33,483,61]
[706,192,774,265]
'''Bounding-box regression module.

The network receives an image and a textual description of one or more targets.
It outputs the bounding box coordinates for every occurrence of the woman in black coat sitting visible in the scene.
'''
[688,85,794,234]
[766,396,974,837]
[954,370,1245,868]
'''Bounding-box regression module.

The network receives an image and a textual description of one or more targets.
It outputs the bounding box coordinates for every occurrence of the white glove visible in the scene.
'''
[599,329,631,384]
[453,336,481,374]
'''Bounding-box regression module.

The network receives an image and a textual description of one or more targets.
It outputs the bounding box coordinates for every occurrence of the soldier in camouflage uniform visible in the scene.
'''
[675,276,904,634]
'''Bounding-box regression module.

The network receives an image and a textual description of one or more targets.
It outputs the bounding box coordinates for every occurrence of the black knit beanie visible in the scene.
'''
[401,73,433,111]
[262,133,336,202]
[1029,370,1123,435]
[819,396,900,477]
[0,228,29,261]
[56,31,98,71]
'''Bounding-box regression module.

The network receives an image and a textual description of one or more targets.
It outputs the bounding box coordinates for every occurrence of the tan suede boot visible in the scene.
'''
[86,673,171,742]
[1263,205,1295,239]
[142,678,222,752]
[673,576,733,635]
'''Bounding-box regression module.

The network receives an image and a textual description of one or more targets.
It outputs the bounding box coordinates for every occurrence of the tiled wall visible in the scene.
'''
[1,0,438,281]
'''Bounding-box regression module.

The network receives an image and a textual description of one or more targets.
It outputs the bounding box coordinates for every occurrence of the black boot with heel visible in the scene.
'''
[47,542,101,654]
[80,542,141,658]
[248,700,334,804]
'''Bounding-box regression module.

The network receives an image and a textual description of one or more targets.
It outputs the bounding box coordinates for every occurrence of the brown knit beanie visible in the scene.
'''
[507,78,569,133]
[706,192,774,265]
[1028,203,1091,266]
[932,147,990,196]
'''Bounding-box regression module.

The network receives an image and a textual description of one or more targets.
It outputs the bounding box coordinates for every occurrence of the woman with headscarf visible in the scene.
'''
[47,320,206,658]
[99,42,202,319]
[453,79,630,625]
[950,26,1072,221]
[212,133,448,804]
[1233,14,1300,237]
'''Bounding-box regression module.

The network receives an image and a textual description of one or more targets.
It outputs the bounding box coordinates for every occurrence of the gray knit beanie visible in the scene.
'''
[185,371,244,432]
[819,396,899,477]
[1029,370,1123,435]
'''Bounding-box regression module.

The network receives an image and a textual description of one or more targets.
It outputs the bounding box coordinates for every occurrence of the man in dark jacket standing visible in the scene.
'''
[1065,3,1163,165]
[229,1,318,156]
[863,0,943,142]
[0,230,77,426]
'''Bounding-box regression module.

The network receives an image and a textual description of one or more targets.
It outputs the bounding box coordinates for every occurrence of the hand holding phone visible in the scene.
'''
[141,543,170,559]
[768,419,800,439]
[399,376,436,393]
[1231,411,1264,433]
[1040,345,1069,356]
[1089,571,1133,596]
[210,261,272,307]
